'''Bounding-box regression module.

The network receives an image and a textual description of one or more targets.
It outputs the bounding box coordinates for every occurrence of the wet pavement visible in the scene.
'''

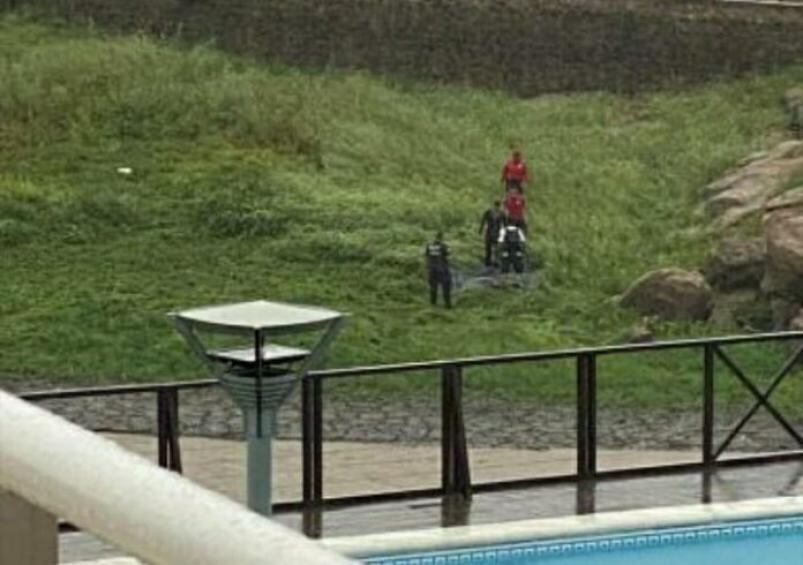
[59,461,803,562]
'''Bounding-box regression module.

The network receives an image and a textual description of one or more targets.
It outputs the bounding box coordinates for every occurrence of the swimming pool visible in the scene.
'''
[324,496,803,565]
[363,515,802,564]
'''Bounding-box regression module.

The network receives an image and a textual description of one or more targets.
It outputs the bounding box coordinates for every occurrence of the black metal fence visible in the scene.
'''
[17,331,803,517]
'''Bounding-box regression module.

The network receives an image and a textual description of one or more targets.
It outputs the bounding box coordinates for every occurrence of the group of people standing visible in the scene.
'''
[480,150,529,269]
[425,150,532,308]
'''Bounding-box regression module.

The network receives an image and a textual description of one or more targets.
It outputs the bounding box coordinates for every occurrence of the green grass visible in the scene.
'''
[1,14,802,411]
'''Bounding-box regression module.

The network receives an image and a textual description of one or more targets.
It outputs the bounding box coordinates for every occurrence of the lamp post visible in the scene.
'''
[170,300,345,515]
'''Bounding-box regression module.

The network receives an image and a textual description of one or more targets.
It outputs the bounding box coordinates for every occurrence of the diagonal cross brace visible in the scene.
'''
[713,344,803,459]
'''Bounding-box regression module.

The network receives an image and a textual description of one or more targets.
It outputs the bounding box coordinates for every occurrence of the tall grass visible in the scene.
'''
[1,15,801,410]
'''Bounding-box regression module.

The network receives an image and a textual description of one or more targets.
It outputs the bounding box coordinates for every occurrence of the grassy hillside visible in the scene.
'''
[1,15,802,409]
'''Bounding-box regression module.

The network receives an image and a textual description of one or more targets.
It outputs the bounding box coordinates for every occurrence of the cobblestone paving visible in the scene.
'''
[9,379,800,453]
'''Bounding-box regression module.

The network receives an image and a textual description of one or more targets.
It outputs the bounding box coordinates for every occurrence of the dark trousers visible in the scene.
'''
[483,237,498,267]
[501,251,524,274]
[428,270,452,308]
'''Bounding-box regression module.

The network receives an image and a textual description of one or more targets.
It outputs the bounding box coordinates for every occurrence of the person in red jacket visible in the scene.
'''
[503,188,526,231]
[500,150,529,193]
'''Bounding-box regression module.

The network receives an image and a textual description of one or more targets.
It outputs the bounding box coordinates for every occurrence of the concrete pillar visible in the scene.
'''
[0,489,57,565]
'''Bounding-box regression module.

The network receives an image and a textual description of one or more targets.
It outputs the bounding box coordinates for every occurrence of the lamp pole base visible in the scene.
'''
[244,408,274,516]
[220,372,297,516]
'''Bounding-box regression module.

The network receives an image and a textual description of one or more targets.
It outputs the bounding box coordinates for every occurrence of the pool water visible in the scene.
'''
[366,516,803,564]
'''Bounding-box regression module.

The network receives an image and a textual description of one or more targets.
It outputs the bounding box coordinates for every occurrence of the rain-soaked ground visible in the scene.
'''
[60,459,802,562]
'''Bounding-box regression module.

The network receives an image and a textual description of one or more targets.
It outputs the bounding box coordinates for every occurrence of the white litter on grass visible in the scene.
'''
[116,167,132,175]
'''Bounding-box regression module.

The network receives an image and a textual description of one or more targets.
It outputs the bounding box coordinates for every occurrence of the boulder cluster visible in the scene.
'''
[620,91,803,335]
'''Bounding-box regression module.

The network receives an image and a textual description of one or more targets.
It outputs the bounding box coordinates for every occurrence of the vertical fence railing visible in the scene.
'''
[441,364,471,499]
[157,387,182,473]
[301,373,325,537]
[576,353,597,480]
[702,345,716,467]
[17,331,803,517]
[302,375,324,508]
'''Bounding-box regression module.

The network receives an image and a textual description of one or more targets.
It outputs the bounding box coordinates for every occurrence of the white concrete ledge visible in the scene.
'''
[324,495,803,558]
[0,391,353,565]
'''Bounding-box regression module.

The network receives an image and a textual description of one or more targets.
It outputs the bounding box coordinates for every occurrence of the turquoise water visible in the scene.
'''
[367,516,803,564]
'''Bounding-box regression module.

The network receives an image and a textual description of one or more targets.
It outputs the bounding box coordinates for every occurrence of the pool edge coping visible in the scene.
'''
[321,495,803,558]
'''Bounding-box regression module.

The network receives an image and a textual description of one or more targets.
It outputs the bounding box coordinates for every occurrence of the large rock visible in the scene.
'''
[787,309,803,358]
[702,140,803,228]
[708,289,771,330]
[766,186,803,213]
[785,87,803,139]
[768,297,801,331]
[620,268,713,321]
[791,309,803,331]
[762,189,803,299]
[702,237,765,291]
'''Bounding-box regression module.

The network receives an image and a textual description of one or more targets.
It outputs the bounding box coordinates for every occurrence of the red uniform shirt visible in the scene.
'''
[501,158,529,183]
[504,191,525,220]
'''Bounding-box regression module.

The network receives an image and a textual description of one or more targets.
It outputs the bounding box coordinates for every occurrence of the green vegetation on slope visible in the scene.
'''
[1,15,802,410]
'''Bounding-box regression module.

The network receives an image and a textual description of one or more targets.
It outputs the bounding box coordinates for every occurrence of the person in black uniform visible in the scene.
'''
[478,200,504,267]
[498,224,526,274]
[424,232,452,308]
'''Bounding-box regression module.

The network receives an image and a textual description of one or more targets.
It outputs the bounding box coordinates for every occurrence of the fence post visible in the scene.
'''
[441,365,471,499]
[576,354,597,480]
[301,375,324,517]
[301,375,324,537]
[702,469,713,504]
[157,388,182,473]
[702,345,715,467]
[576,480,596,515]
[440,490,471,528]
[313,375,323,506]
[302,377,313,507]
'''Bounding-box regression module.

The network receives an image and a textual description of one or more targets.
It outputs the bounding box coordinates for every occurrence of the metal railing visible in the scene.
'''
[17,331,803,524]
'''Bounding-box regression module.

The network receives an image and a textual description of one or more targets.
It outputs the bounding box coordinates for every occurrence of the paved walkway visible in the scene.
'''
[104,433,702,503]
[59,434,718,563]
[59,439,802,564]
[9,379,796,563]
